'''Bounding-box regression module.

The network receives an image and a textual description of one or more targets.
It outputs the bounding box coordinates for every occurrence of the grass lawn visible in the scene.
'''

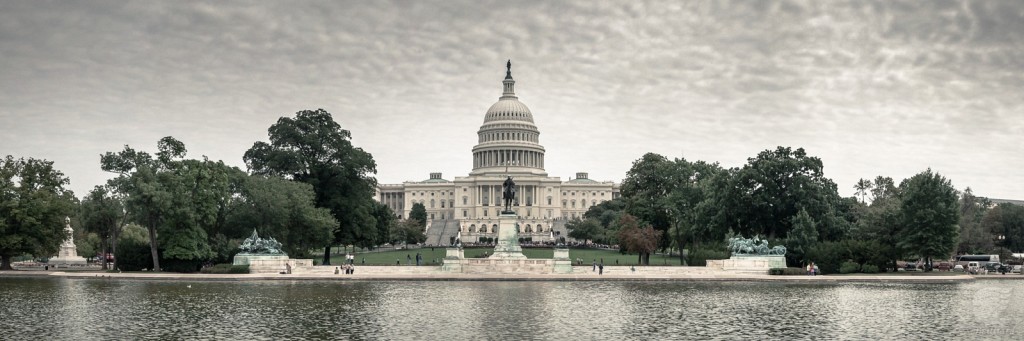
[319,247,683,266]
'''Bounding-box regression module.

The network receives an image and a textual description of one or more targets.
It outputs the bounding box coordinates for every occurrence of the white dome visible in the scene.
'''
[484,99,534,123]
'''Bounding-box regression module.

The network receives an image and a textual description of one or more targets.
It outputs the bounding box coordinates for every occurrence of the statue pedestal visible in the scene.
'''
[490,213,526,259]
[707,255,787,273]
[49,244,87,266]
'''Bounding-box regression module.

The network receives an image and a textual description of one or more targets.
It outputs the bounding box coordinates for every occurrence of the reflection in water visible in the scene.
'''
[2,278,1024,340]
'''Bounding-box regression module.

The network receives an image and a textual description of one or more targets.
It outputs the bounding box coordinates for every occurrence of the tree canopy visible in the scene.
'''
[0,156,77,270]
[243,109,378,265]
[896,169,959,267]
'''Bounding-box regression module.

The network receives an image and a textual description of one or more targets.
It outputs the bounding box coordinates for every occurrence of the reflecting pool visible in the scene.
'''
[2,277,1023,340]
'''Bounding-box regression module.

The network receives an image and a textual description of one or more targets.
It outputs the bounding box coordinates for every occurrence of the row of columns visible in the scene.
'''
[473,149,544,169]
[380,192,404,218]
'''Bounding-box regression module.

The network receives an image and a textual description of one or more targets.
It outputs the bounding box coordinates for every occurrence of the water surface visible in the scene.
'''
[2,277,1022,340]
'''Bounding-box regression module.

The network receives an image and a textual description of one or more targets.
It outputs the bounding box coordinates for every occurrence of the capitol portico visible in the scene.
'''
[376,61,619,244]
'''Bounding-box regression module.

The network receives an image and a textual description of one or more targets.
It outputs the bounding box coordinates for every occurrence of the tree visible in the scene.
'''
[957,188,994,254]
[80,185,128,270]
[664,159,723,264]
[854,182,904,271]
[371,203,397,248]
[854,178,873,204]
[244,109,378,265]
[701,147,848,241]
[621,153,675,250]
[786,208,818,266]
[615,214,662,265]
[0,156,77,270]
[392,219,426,247]
[103,137,244,272]
[226,176,337,258]
[408,203,427,229]
[566,218,603,243]
[101,138,181,271]
[982,203,1024,253]
[897,169,959,270]
[871,176,897,201]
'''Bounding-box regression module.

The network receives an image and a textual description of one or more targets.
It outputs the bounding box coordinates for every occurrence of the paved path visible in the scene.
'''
[0,269,986,283]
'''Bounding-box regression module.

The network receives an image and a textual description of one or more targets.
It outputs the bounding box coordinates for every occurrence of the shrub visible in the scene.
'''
[769,267,806,275]
[839,260,861,274]
[686,247,729,266]
[861,264,879,273]
[115,236,153,271]
[161,258,203,273]
[200,264,250,274]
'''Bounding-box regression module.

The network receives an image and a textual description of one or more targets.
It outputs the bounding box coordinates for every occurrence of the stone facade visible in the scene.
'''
[376,62,620,243]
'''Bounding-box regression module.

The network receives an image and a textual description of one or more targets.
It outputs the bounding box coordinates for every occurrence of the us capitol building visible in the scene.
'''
[375,61,620,244]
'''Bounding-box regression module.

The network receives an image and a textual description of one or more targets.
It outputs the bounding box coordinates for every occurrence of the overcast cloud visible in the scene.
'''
[1,0,1022,200]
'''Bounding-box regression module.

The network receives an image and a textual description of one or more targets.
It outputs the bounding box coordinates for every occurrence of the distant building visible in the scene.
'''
[375,62,620,244]
[988,198,1024,208]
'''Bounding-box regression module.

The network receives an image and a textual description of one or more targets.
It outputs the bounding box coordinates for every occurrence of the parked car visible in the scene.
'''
[1013,265,1022,274]
[904,262,918,271]
[967,262,981,274]
[998,263,1011,275]
[936,262,951,271]
[953,264,964,272]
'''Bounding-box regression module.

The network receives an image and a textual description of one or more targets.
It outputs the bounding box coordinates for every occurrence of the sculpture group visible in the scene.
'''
[239,229,285,255]
[728,236,786,256]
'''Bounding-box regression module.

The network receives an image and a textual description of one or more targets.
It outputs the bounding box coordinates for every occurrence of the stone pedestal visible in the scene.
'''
[442,247,465,272]
[552,248,573,274]
[49,248,87,266]
[490,213,527,259]
[706,255,787,273]
[234,254,296,274]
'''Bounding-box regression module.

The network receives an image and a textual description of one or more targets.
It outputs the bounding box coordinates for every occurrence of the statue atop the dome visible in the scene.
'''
[502,176,516,214]
[505,59,512,79]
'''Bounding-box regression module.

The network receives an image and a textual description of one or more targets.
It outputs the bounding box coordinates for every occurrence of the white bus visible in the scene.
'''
[954,254,1000,267]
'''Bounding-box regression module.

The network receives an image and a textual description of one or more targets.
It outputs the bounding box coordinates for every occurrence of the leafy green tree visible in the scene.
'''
[957,188,994,254]
[704,147,846,240]
[409,203,427,228]
[80,185,128,270]
[615,214,662,265]
[664,159,723,264]
[871,176,897,201]
[982,203,1024,252]
[392,219,426,247]
[115,224,152,271]
[621,153,675,249]
[854,178,873,203]
[244,109,378,265]
[103,137,244,271]
[101,138,180,271]
[854,183,904,271]
[566,218,603,243]
[897,169,959,270]
[786,208,818,266]
[371,203,396,248]
[226,176,337,258]
[0,156,77,270]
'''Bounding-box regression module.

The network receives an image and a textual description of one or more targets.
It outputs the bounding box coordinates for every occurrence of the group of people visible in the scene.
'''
[806,262,819,276]
[337,264,355,274]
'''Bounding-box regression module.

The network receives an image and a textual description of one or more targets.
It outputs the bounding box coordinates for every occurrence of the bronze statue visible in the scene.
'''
[502,176,516,213]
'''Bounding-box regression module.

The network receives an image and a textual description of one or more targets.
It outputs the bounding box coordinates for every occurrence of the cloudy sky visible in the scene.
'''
[2,0,1022,200]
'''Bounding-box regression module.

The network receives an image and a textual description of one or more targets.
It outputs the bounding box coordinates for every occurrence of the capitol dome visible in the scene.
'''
[484,99,534,123]
[470,60,547,176]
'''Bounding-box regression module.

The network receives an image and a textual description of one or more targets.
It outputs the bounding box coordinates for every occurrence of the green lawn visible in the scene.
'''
[319,247,683,266]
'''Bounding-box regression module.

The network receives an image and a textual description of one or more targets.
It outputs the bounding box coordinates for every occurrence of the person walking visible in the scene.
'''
[599,263,604,275]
